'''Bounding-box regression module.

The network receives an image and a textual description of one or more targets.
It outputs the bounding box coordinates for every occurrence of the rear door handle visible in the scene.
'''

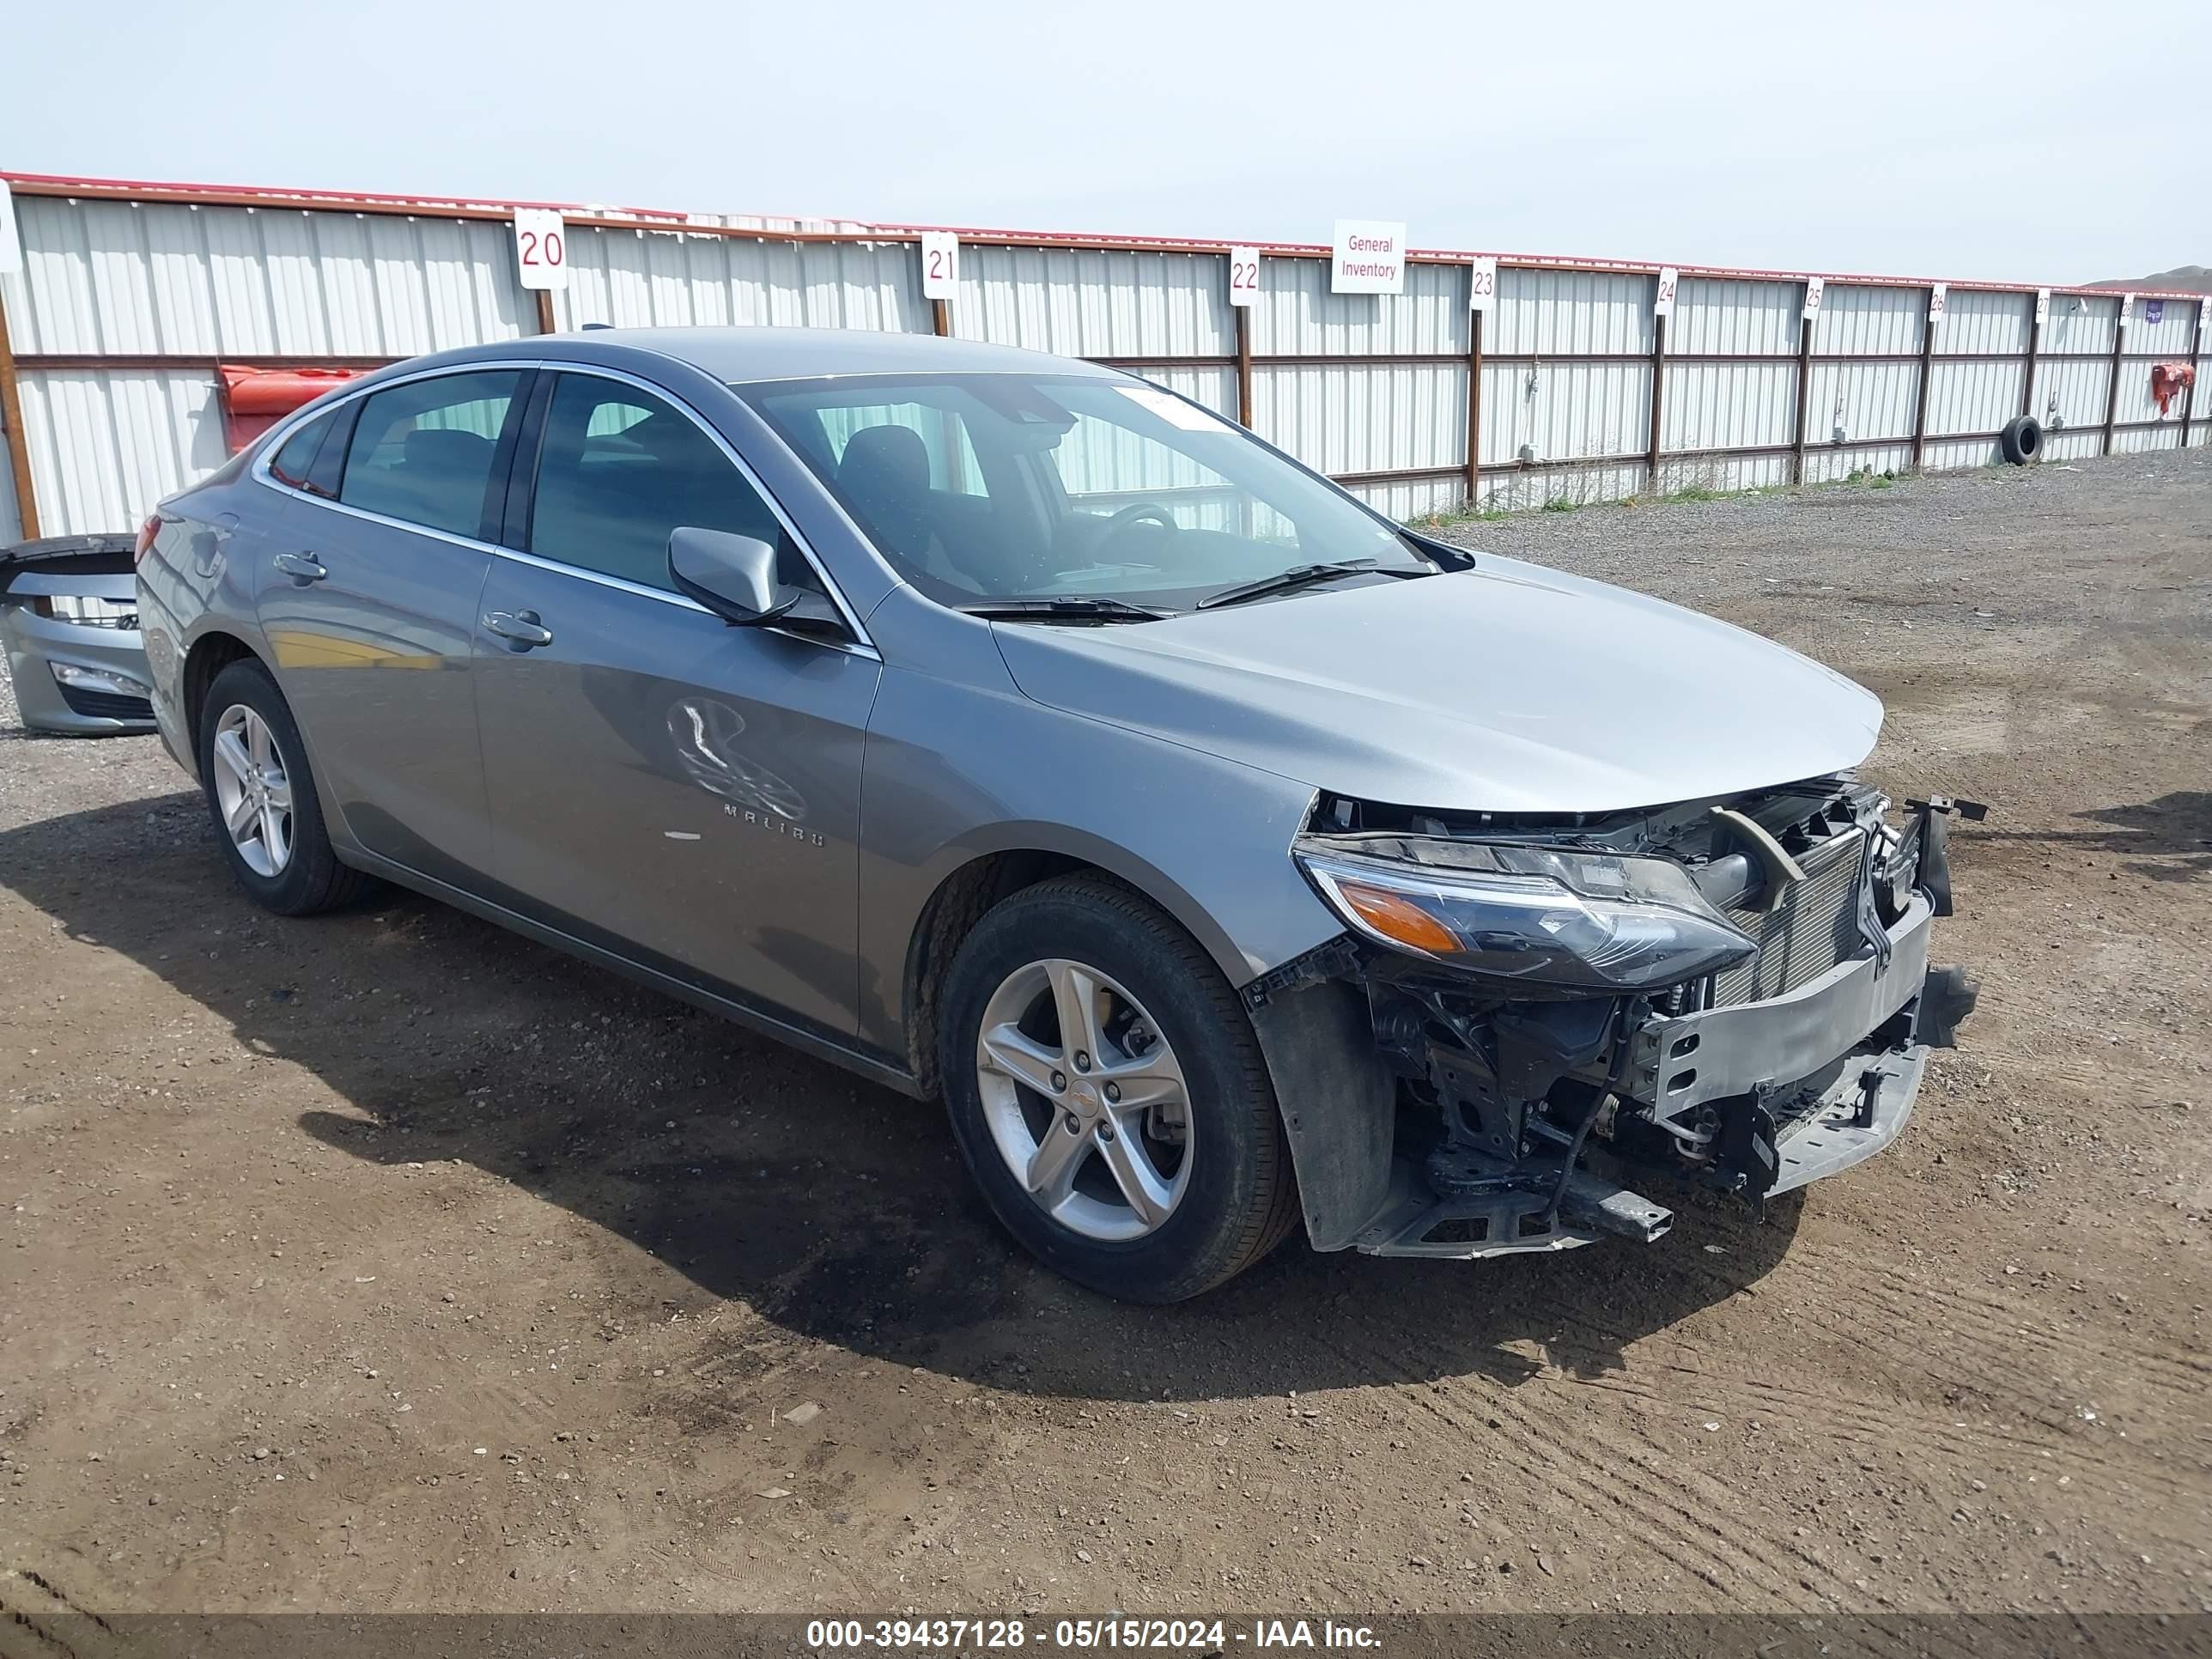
[483,610,554,649]
[273,550,326,582]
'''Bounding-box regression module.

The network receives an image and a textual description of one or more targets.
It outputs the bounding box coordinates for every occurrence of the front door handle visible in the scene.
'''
[273,550,326,582]
[483,610,555,649]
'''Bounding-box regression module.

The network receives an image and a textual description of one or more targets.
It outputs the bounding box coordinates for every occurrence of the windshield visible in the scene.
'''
[738,372,1434,611]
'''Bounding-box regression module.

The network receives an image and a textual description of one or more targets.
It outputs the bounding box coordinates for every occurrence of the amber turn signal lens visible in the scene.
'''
[1334,879,1462,955]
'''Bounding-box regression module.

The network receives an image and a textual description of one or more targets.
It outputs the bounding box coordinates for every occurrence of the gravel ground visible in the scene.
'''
[1,448,2207,1627]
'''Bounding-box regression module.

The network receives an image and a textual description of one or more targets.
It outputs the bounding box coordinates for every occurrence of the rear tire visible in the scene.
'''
[938,874,1300,1303]
[196,658,373,915]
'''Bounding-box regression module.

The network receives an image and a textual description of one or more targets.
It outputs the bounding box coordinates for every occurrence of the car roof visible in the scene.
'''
[528,325,1123,386]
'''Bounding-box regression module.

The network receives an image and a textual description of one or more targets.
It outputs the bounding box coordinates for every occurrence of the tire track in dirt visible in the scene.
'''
[1308,1325,1856,1610]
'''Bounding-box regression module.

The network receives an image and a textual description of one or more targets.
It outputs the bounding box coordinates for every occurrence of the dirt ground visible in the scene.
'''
[1,449,2207,1624]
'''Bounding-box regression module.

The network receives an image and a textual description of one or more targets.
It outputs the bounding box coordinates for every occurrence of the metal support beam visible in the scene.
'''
[1910,288,1936,471]
[1645,310,1667,493]
[2102,300,2125,456]
[2184,300,2205,451]
[1234,304,1253,428]
[1789,308,1814,485]
[0,282,39,541]
[1464,307,1485,509]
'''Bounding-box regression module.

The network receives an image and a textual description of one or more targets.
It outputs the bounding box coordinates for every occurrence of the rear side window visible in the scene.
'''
[269,414,334,490]
[527,374,817,594]
[337,371,522,539]
[266,407,351,498]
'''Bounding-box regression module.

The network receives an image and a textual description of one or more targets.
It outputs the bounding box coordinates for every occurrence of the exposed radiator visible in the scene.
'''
[1711,827,1868,1006]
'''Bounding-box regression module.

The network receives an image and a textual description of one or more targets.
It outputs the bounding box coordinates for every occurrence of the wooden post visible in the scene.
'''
[0,282,39,541]
[1910,287,1936,471]
[2019,296,2041,422]
[2101,296,2126,456]
[1644,309,1668,494]
[533,290,557,335]
[1463,307,1485,510]
[1234,301,1254,428]
[932,297,951,337]
[1789,307,1815,485]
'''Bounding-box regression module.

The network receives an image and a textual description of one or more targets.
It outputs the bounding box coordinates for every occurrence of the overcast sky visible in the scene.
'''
[4,0,2196,285]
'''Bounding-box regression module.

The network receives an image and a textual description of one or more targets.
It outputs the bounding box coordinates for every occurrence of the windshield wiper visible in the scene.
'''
[1196,558,1426,611]
[956,596,1172,623]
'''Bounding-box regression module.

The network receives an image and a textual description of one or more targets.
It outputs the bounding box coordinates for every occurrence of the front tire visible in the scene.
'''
[197,658,372,915]
[938,874,1300,1302]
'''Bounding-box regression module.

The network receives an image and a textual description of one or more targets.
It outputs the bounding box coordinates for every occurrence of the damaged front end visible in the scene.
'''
[1251,777,1981,1259]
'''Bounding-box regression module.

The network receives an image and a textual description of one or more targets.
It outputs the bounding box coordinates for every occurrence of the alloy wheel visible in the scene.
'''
[209,703,295,878]
[974,957,1194,1242]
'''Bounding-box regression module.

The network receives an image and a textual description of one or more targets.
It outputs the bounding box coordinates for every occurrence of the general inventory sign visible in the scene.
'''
[1331,221,1406,295]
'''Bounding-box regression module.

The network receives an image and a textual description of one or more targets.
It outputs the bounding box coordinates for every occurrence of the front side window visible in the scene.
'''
[337,370,522,539]
[741,373,1429,611]
[527,374,815,595]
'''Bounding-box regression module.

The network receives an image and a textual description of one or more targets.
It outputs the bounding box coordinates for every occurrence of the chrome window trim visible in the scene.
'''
[246,356,878,660]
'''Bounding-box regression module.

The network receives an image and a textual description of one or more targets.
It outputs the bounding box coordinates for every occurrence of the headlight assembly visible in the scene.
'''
[1295,837,1756,992]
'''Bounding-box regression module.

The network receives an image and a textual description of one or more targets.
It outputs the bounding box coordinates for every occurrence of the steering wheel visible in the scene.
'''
[1096,502,1178,552]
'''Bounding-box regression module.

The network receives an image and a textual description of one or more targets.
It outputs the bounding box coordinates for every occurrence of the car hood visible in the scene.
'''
[990,555,1884,815]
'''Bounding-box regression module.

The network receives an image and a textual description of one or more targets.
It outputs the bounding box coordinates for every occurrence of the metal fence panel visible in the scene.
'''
[1922,436,2002,470]
[1814,283,1924,356]
[1346,475,1466,522]
[1670,277,1800,356]
[18,369,228,534]
[1807,359,1917,445]
[1927,358,2025,437]
[1249,258,1468,356]
[1802,443,1912,483]
[2030,356,2111,435]
[1936,288,2031,356]
[1488,267,1650,356]
[954,246,1231,358]
[1251,363,1467,475]
[1665,361,1796,451]
[1656,451,1792,494]
[6,197,533,358]
[2127,296,2198,357]
[556,229,927,334]
[1482,359,1650,468]
[2039,293,2118,357]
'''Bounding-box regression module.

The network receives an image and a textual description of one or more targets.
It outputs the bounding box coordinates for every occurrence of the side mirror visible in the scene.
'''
[668,527,799,626]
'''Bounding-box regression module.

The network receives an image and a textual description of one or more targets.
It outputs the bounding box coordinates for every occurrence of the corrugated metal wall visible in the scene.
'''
[3,186,2203,541]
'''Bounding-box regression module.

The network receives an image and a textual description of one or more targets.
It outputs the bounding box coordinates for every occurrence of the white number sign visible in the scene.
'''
[2035,287,2051,327]
[921,232,960,301]
[2115,293,2133,330]
[1802,276,1825,320]
[1330,220,1407,295]
[1468,256,1497,313]
[0,179,20,276]
[1654,267,1679,318]
[513,209,567,291]
[1927,283,1948,325]
[1227,246,1261,307]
